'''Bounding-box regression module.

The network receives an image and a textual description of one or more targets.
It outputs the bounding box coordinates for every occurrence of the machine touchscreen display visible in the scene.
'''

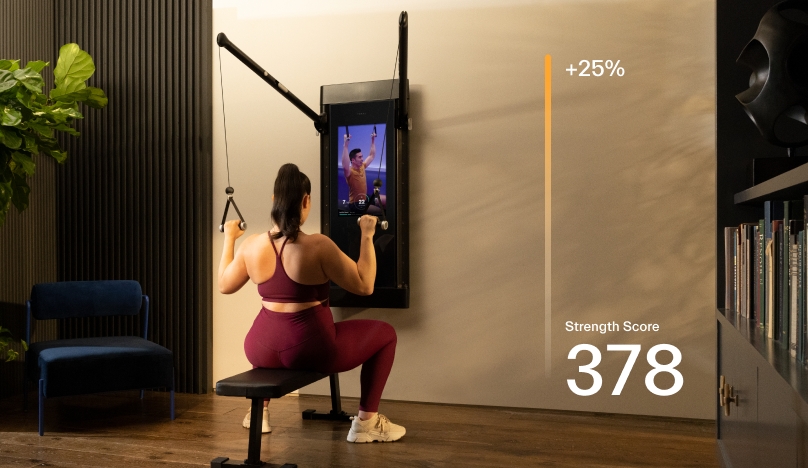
[329,101,397,287]
[336,123,388,216]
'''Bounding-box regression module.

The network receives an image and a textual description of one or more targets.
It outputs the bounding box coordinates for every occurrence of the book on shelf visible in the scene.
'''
[764,201,784,337]
[725,199,807,360]
[783,201,804,345]
[758,219,765,329]
[753,224,761,325]
[798,230,805,360]
[766,231,775,338]
[725,227,738,314]
[774,220,783,339]
[740,223,757,320]
[791,228,800,358]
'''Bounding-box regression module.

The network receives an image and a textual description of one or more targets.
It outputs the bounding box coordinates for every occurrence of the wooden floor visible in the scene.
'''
[0,392,718,467]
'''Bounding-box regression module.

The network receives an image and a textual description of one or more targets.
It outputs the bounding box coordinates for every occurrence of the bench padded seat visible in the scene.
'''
[216,368,328,399]
[27,336,174,398]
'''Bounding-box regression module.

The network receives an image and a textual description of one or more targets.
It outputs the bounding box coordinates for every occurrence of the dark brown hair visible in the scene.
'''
[271,163,311,242]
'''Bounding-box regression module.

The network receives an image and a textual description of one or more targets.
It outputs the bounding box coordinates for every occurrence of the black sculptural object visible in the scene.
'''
[737,0,808,150]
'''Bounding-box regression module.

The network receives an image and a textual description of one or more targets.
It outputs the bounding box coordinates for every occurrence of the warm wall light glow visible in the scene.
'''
[213,0,629,19]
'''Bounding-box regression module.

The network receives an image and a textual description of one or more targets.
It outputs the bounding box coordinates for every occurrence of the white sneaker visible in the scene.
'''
[346,414,406,443]
[242,407,271,434]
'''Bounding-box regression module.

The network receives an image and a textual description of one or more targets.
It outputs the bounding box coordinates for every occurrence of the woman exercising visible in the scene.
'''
[218,163,404,443]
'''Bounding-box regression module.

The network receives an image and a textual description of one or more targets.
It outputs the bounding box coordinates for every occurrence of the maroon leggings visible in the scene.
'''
[243,302,397,412]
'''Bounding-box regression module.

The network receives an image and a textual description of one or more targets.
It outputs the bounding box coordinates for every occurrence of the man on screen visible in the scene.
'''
[342,130,383,214]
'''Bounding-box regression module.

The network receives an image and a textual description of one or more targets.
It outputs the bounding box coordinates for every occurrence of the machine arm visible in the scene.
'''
[217,32,328,134]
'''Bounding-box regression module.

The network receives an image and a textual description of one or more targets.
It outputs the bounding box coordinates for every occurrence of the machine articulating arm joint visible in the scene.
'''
[216,32,328,135]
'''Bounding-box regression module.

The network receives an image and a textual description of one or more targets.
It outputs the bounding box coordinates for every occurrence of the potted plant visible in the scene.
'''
[0,44,107,371]
[0,42,108,226]
[0,325,26,361]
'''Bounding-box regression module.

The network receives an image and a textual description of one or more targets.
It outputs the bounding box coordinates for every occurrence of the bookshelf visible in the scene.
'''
[717,1,808,467]
[717,143,808,467]
[734,163,808,205]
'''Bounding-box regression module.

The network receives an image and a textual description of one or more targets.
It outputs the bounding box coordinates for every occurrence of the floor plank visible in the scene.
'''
[0,392,717,467]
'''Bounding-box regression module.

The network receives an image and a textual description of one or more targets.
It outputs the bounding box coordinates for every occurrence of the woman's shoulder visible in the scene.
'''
[239,232,269,250]
[299,232,331,245]
[298,232,336,251]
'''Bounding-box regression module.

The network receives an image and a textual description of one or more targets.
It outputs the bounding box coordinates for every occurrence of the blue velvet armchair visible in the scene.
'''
[24,280,175,435]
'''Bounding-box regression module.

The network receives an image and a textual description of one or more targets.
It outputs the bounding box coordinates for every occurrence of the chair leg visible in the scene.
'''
[38,379,45,436]
[170,389,175,421]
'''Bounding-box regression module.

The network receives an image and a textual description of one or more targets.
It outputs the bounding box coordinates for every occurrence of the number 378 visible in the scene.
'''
[567,344,683,396]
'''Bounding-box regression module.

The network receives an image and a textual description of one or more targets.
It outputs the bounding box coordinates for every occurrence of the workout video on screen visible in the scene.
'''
[337,124,388,216]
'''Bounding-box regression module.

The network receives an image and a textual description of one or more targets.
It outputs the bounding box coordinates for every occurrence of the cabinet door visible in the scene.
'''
[718,321,760,468]
[757,362,798,467]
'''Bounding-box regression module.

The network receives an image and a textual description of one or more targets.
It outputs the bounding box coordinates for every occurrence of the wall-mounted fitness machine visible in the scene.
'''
[216,13,410,309]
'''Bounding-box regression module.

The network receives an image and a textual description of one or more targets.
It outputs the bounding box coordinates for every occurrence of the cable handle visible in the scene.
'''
[357,215,388,231]
[219,187,247,233]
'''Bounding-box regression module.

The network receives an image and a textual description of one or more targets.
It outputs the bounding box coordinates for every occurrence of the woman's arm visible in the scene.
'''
[320,215,377,295]
[218,220,250,294]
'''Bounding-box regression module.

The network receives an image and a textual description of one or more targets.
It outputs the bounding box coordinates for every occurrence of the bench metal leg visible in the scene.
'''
[211,398,296,468]
[302,374,351,422]
[247,398,263,464]
[210,457,296,468]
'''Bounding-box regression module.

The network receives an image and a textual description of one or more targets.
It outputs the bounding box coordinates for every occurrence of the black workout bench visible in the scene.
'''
[211,369,353,467]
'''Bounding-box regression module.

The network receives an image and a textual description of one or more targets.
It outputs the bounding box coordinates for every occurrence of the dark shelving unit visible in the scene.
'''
[717,1,808,466]
[734,163,808,205]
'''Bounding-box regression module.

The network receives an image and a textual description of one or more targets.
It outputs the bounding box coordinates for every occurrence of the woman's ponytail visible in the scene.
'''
[271,163,311,242]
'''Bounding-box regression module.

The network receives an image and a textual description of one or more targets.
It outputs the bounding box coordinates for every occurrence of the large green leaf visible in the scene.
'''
[54,123,80,137]
[0,127,22,149]
[1,107,21,127]
[12,68,44,94]
[27,120,53,138]
[50,81,85,99]
[53,44,94,92]
[11,152,35,176]
[13,85,39,109]
[24,61,49,73]
[49,105,83,121]
[0,60,20,72]
[23,134,37,153]
[0,70,17,94]
[53,86,108,109]
[83,86,108,108]
[41,144,67,163]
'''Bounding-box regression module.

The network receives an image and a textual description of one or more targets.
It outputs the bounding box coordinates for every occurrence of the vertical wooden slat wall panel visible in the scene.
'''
[54,0,213,394]
[0,0,58,399]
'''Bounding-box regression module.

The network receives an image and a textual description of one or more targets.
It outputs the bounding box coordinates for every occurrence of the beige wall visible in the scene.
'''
[212,0,715,419]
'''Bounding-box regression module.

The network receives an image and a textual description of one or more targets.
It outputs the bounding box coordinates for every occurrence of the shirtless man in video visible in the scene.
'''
[342,131,384,215]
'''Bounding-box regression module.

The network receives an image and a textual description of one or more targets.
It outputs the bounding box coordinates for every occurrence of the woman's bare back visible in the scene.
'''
[240,232,330,312]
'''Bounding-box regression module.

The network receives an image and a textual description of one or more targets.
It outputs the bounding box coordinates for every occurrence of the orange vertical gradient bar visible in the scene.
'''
[544,54,552,378]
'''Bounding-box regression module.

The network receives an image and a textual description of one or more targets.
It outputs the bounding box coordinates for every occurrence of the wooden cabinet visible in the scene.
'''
[717,309,807,467]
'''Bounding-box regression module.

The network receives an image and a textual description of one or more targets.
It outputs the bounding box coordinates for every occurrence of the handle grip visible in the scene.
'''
[357,215,388,230]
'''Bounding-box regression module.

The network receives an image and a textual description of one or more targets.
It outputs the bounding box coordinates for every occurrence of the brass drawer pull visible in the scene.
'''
[719,375,739,416]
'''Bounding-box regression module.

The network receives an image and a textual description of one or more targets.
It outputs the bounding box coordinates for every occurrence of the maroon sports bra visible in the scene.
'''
[257,233,329,303]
